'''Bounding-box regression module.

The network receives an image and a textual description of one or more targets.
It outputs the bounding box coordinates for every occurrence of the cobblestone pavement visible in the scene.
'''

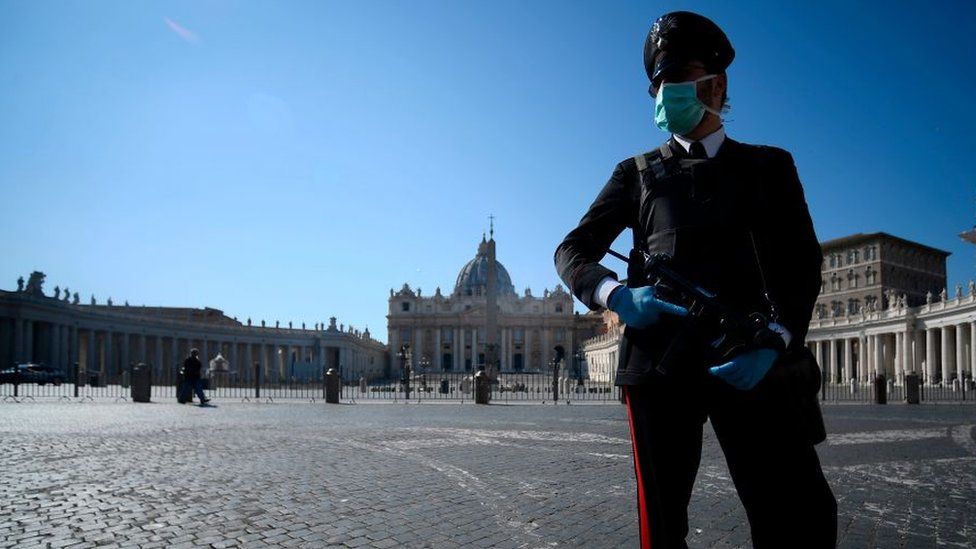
[0,401,973,548]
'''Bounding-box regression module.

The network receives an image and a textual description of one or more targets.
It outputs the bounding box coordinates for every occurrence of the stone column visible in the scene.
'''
[873,334,883,377]
[154,336,163,376]
[171,337,179,371]
[61,325,71,368]
[814,340,823,371]
[843,338,852,382]
[138,334,147,364]
[525,327,532,370]
[471,328,478,369]
[893,332,903,383]
[542,329,551,368]
[940,327,951,383]
[858,336,867,382]
[202,340,209,363]
[245,343,254,382]
[47,324,61,367]
[69,325,79,369]
[13,318,24,363]
[104,331,114,376]
[971,322,976,381]
[828,339,837,383]
[955,324,966,383]
[434,328,442,371]
[86,330,96,372]
[454,326,461,371]
[120,333,130,373]
[23,320,34,363]
[902,329,914,374]
[926,328,937,383]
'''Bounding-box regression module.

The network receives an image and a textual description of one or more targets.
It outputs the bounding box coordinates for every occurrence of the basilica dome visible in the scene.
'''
[454,239,517,297]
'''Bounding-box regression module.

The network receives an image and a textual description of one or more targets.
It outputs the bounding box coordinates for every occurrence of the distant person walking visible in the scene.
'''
[181,348,210,405]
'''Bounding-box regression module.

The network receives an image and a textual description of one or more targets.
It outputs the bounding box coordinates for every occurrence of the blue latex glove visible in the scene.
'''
[708,348,780,391]
[607,286,688,329]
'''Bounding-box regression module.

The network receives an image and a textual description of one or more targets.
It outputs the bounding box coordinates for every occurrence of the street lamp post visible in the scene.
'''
[397,344,411,399]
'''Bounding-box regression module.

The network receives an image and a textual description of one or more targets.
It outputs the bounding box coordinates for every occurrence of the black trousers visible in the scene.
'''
[624,374,837,548]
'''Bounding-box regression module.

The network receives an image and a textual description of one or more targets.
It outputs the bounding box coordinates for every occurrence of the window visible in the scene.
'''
[400,329,411,344]
[830,273,840,291]
[513,353,524,371]
[829,255,837,268]
[442,353,453,371]
[555,304,564,313]
[849,250,859,264]
[865,267,876,285]
[441,327,453,341]
[554,329,565,342]
[847,270,858,289]
[513,328,525,344]
[401,302,410,312]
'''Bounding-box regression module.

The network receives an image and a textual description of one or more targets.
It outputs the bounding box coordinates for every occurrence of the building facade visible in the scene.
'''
[387,234,603,376]
[817,232,949,319]
[0,272,388,383]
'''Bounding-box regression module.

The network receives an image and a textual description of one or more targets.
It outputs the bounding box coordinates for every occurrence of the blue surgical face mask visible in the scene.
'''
[654,74,721,136]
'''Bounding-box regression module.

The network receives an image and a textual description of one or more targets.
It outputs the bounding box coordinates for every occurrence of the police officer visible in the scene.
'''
[554,11,837,548]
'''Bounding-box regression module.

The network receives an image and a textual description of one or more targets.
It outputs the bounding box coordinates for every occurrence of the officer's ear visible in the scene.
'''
[710,73,727,111]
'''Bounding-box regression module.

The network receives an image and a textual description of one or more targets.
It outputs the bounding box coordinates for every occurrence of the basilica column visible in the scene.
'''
[434,328,442,371]
[457,326,463,370]
[138,334,147,364]
[414,329,422,369]
[814,340,823,372]
[543,329,552,368]
[843,338,852,382]
[872,334,883,377]
[926,328,938,383]
[471,328,478,369]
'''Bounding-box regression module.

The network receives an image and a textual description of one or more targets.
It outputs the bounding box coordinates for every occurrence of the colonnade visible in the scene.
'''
[1,317,383,383]
[389,324,572,373]
[809,321,976,385]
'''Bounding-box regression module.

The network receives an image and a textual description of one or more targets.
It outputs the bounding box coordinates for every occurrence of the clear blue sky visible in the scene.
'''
[2,1,974,343]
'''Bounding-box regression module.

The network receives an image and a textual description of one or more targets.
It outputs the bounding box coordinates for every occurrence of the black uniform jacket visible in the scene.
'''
[554,137,823,385]
[183,356,203,380]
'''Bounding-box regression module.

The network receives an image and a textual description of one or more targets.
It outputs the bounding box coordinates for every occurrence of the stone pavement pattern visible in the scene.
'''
[0,402,973,548]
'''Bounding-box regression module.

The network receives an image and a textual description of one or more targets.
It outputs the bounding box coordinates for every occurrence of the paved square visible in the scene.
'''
[1,401,973,548]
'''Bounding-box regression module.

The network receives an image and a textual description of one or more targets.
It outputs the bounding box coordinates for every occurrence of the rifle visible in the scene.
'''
[607,249,784,375]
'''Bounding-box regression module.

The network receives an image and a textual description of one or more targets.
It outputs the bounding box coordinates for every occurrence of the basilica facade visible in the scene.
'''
[387,234,603,376]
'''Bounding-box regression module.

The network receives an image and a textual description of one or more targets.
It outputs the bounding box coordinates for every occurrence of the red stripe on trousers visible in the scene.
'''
[624,387,652,549]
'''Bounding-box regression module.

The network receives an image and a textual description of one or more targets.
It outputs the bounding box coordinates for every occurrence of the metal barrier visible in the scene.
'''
[4,364,973,405]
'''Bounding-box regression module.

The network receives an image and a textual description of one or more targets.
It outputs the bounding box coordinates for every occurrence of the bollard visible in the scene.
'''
[905,373,920,404]
[325,368,340,404]
[874,374,887,404]
[254,361,261,400]
[474,371,490,404]
[130,362,152,403]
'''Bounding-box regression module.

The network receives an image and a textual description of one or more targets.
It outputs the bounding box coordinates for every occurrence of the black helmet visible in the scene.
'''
[643,11,735,85]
